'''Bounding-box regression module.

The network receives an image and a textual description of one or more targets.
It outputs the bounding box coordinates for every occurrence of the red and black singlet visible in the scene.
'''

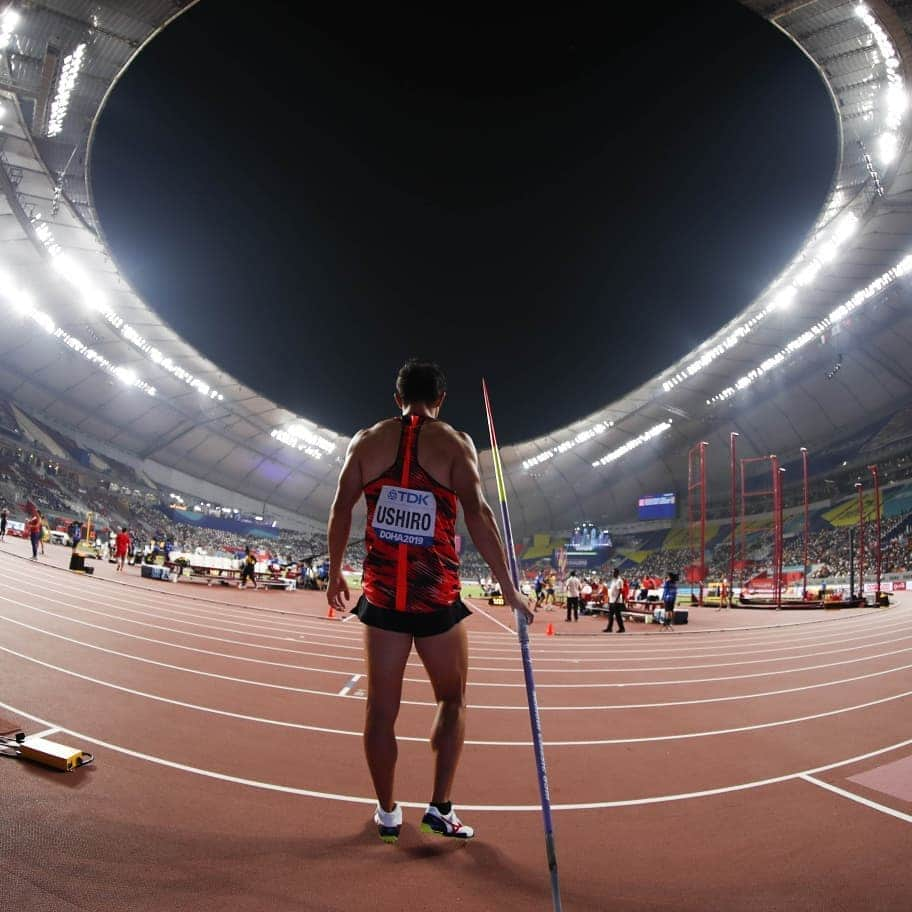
[362,415,461,613]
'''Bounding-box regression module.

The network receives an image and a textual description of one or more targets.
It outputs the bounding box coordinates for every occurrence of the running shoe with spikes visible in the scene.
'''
[420,805,474,839]
[373,803,402,844]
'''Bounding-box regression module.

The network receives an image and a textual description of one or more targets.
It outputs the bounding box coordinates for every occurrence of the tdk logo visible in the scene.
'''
[387,490,430,505]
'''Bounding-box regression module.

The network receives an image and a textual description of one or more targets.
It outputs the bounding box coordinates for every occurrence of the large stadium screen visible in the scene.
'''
[569,522,612,551]
[638,492,676,521]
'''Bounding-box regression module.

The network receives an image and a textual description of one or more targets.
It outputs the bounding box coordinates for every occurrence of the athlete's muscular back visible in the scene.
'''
[327,408,532,623]
[353,416,466,493]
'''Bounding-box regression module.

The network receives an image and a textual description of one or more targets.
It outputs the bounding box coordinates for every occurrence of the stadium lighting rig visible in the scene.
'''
[592,420,672,468]
[709,251,912,404]
[32,222,224,401]
[270,423,336,461]
[855,3,907,165]
[47,43,86,138]
[661,213,858,395]
[0,266,157,396]
[0,7,19,52]
[521,419,614,470]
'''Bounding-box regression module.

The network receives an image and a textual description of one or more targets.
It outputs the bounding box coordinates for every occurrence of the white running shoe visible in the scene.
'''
[373,803,402,844]
[420,805,474,839]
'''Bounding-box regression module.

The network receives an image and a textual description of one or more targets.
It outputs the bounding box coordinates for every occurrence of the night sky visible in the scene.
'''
[91,2,836,446]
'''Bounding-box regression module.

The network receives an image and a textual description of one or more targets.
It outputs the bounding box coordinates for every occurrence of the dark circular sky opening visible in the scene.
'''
[91,3,837,446]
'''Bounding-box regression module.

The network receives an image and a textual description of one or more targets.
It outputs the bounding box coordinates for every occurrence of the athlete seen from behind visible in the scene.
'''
[327,359,534,843]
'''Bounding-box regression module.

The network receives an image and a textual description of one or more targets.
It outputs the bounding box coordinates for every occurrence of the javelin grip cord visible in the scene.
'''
[482,379,562,912]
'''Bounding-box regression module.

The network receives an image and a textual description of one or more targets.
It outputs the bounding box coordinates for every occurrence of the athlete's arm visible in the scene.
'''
[327,432,364,611]
[450,431,534,624]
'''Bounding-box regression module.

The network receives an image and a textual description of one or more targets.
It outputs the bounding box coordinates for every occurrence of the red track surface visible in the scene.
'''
[1,539,910,911]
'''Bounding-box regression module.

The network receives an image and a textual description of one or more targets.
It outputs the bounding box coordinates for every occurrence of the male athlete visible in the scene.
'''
[327,359,533,843]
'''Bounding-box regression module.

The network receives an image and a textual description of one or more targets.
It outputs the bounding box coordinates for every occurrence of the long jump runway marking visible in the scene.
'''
[4,607,912,713]
[1,694,910,814]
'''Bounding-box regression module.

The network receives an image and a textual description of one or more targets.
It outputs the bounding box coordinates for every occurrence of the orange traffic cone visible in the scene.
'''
[327,605,335,620]
[545,622,554,637]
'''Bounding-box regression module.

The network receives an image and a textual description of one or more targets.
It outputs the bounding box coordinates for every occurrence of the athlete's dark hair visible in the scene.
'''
[395,359,447,404]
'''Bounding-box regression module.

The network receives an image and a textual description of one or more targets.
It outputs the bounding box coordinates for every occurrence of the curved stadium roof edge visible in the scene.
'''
[1,1,911,536]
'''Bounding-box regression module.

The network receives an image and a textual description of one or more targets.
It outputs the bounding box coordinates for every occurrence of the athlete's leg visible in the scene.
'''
[414,621,469,804]
[364,625,413,812]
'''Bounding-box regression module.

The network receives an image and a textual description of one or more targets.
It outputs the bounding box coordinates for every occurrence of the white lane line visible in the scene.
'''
[342,613,358,623]
[0,614,359,701]
[0,599,357,679]
[5,569,905,658]
[32,727,59,738]
[4,604,912,702]
[338,674,362,696]
[1,638,910,746]
[3,571,908,663]
[800,774,912,824]
[469,602,516,635]
[1,696,910,812]
[7,583,911,678]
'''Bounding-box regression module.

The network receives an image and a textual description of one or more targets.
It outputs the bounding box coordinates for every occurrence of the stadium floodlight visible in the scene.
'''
[521,419,613,470]
[114,366,138,387]
[592,420,672,468]
[1,264,157,396]
[709,251,912,404]
[47,44,86,137]
[36,221,225,400]
[877,132,898,164]
[0,7,19,51]
[771,284,798,308]
[286,422,336,455]
[271,428,324,461]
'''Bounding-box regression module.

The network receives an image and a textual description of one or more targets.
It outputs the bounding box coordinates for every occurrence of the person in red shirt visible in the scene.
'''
[25,511,41,560]
[114,527,131,572]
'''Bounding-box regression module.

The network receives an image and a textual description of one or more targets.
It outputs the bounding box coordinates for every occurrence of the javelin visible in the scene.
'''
[482,378,562,912]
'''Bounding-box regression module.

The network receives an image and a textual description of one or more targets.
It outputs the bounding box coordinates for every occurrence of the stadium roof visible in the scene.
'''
[1,0,911,535]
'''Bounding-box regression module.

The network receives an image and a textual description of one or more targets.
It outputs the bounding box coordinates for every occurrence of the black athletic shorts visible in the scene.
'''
[353,594,471,637]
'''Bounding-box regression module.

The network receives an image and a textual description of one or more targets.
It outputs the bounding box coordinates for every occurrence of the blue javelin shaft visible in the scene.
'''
[482,379,562,912]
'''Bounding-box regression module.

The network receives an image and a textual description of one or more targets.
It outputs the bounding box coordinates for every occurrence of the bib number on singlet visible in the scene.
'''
[372,485,436,547]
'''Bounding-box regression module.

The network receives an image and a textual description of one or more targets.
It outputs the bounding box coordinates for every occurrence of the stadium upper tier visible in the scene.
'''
[0,1,911,536]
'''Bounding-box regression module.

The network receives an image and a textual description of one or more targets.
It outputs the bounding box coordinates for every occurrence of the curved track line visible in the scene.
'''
[0,696,909,812]
[4,601,912,697]
[1,640,910,746]
[2,568,904,658]
[6,583,910,677]
[4,607,912,713]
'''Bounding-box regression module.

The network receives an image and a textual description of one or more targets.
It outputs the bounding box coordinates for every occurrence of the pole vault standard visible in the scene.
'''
[739,455,782,607]
[687,442,707,606]
[776,463,785,611]
[728,432,738,609]
[856,481,865,603]
[801,447,809,599]
[868,464,882,602]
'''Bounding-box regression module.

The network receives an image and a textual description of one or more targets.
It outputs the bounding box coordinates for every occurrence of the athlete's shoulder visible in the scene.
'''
[352,418,399,444]
[429,419,475,448]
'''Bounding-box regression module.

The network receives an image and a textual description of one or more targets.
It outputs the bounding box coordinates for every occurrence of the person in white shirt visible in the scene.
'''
[604,567,626,633]
[565,570,582,622]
